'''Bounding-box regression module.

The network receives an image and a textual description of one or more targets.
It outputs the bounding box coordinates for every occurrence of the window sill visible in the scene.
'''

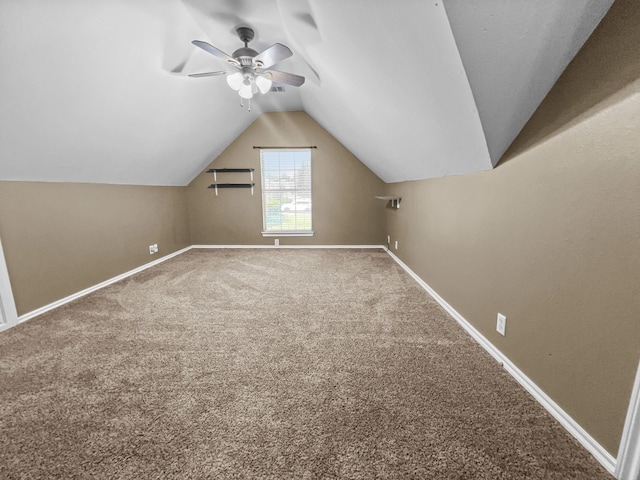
[262,231,314,237]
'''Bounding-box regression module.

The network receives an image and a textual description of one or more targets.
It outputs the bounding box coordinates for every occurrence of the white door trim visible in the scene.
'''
[616,360,640,480]
[0,236,18,331]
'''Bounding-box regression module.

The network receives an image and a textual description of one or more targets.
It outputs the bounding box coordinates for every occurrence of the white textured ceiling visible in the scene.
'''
[0,0,612,185]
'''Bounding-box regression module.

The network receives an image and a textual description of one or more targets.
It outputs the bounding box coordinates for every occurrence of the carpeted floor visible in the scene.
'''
[0,249,612,479]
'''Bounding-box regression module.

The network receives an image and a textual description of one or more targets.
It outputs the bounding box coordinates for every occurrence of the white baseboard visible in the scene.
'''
[192,244,386,249]
[385,250,617,476]
[15,246,193,327]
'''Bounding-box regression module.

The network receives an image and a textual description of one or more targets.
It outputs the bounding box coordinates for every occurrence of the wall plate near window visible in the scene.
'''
[260,149,314,237]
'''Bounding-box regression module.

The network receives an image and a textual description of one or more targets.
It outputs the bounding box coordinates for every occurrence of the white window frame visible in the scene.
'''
[260,149,314,237]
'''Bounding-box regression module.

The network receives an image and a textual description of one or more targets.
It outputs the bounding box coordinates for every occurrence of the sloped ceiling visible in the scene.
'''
[444,0,614,167]
[0,0,612,186]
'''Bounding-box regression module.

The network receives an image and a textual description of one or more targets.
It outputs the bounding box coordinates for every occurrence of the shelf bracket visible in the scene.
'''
[375,195,401,209]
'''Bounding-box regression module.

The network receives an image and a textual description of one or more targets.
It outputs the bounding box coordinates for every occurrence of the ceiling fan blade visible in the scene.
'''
[188,71,227,78]
[192,40,239,67]
[253,43,292,69]
[263,69,305,87]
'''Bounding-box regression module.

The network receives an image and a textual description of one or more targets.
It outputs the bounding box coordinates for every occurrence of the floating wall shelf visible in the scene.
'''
[375,195,401,209]
[207,168,254,182]
[207,168,255,195]
[208,183,255,195]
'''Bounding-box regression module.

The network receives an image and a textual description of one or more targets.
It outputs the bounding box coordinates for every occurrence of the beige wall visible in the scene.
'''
[385,0,640,455]
[0,182,190,315]
[187,111,385,246]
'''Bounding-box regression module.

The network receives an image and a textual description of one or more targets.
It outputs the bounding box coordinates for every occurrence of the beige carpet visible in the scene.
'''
[0,249,611,479]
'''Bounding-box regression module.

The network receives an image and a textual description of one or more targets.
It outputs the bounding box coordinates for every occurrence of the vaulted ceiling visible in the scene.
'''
[0,0,613,186]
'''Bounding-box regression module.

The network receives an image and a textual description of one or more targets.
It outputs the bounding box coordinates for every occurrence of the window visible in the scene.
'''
[260,149,313,236]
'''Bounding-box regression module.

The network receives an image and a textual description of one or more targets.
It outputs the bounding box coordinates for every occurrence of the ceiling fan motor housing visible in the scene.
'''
[232,47,260,66]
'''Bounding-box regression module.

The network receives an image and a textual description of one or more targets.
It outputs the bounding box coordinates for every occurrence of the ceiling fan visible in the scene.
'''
[189,26,305,105]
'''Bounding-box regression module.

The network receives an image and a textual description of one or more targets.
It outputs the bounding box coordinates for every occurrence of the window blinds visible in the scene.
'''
[260,149,312,233]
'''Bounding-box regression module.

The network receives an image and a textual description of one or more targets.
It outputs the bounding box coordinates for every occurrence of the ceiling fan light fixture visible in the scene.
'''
[226,72,243,90]
[255,75,272,94]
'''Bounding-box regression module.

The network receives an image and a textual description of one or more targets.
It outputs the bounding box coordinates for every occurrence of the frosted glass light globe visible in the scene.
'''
[255,75,272,94]
[226,72,243,91]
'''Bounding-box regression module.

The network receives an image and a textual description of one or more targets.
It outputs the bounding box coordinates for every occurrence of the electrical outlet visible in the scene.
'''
[387,235,391,244]
[274,239,279,246]
[394,240,398,250]
[496,313,506,336]
[149,244,158,255]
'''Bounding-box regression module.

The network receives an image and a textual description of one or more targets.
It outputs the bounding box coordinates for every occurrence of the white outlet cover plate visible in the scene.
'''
[497,313,507,336]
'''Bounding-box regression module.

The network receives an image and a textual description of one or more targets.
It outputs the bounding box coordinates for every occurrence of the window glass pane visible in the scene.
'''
[261,149,312,233]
